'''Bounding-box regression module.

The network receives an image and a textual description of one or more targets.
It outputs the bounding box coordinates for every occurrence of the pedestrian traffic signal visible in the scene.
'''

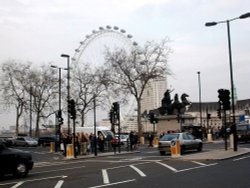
[111,102,120,124]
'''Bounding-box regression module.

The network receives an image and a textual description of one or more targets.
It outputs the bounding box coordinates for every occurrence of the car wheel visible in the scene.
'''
[197,143,202,152]
[160,151,166,155]
[13,162,28,178]
[180,146,185,154]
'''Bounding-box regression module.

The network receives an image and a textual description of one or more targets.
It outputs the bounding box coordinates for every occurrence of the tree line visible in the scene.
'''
[0,38,172,138]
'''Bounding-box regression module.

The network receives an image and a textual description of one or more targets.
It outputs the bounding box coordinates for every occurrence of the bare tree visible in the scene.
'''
[104,38,172,138]
[71,64,106,126]
[26,65,58,137]
[0,60,31,135]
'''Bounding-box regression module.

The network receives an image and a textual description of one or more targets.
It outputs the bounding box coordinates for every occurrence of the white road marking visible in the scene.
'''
[233,155,250,161]
[177,163,218,172]
[156,161,178,172]
[88,179,136,188]
[102,169,110,184]
[192,161,207,166]
[0,175,67,186]
[54,180,64,188]
[129,165,146,177]
[31,166,85,175]
[11,182,24,188]
[105,161,152,170]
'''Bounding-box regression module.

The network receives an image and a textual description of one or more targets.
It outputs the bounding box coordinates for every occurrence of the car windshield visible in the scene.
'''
[25,137,35,141]
[161,134,179,141]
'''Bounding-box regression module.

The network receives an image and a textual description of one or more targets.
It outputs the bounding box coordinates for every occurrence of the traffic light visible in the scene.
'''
[207,113,211,119]
[111,102,120,124]
[223,89,231,110]
[109,109,115,125]
[58,110,64,125]
[217,108,221,119]
[217,89,231,111]
[149,113,158,124]
[68,99,76,119]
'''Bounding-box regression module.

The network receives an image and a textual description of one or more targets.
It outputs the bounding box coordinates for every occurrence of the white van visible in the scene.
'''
[75,126,114,140]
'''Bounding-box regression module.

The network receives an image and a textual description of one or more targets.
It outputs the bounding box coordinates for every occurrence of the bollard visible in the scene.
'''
[50,142,55,153]
[170,140,181,158]
[207,133,213,142]
[153,137,159,148]
[66,144,74,159]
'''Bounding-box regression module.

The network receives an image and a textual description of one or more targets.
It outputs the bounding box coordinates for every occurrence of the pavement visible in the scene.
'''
[56,143,250,161]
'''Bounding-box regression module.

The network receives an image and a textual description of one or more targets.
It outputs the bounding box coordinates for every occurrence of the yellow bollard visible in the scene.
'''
[170,140,181,158]
[66,144,74,159]
[50,142,55,153]
[153,137,159,147]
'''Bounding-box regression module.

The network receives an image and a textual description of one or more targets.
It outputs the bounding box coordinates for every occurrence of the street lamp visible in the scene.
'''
[197,71,202,127]
[50,65,67,151]
[205,12,250,151]
[61,54,70,134]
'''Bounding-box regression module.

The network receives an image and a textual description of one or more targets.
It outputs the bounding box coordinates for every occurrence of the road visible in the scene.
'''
[0,142,249,188]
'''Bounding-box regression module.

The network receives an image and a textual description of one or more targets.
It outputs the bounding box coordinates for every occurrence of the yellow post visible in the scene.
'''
[66,144,74,159]
[153,137,159,147]
[170,140,181,158]
[50,142,55,153]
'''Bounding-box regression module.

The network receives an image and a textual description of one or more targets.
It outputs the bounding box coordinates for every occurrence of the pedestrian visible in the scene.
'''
[98,132,105,152]
[89,133,94,154]
[148,131,154,147]
[129,131,134,151]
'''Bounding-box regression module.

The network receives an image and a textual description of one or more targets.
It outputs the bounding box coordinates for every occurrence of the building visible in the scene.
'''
[141,77,167,114]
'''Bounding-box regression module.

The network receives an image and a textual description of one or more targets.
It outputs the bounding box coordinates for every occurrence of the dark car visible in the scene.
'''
[38,135,56,146]
[237,124,250,143]
[0,139,33,178]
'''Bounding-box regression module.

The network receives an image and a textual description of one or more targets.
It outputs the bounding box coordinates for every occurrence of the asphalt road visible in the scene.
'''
[0,142,249,188]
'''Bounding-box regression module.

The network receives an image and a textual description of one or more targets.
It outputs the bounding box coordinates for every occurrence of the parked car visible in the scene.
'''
[38,135,57,146]
[0,138,14,147]
[158,132,203,155]
[0,139,33,177]
[13,137,38,147]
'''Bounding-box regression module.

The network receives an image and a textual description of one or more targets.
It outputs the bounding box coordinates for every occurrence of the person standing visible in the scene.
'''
[148,132,154,147]
[98,132,104,152]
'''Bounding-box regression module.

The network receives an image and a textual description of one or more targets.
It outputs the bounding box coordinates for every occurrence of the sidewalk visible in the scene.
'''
[179,147,250,160]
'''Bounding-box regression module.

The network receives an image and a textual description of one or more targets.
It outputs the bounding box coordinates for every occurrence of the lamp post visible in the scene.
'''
[51,65,67,151]
[61,54,70,134]
[205,12,250,151]
[197,71,202,128]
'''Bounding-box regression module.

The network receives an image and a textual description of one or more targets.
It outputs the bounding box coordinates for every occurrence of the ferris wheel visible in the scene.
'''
[71,25,138,69]
[71,25,138,124]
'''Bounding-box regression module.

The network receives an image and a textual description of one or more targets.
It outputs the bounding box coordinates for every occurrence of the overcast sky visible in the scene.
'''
[0,0,249,128]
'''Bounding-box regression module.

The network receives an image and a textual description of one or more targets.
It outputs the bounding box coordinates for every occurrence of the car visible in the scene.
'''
[158,132,203,155]
[237,124,250,143]
[0,138,14,147]
[115,134,129,145]
[13,137,38,147]
[38,135,57,146]
[0,139,33,178]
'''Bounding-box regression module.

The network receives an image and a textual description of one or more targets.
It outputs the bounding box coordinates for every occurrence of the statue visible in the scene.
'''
[159,90,191,116]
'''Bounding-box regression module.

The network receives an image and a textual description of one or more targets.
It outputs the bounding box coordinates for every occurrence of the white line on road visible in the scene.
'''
[11,181,24,188]
[233,155,250,161]
[54,180,64,188]
[0,175,67,186]
[156,161,178,172]
[192,161,207,166]
[88,179,136,188]
[177,163,218,173]
[129,165,146,177]
[31,166,85,175]
[102,169,110,184]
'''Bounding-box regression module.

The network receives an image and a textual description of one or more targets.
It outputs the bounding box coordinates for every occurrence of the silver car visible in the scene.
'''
[13,137,38,147]
[158,132,202,155]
